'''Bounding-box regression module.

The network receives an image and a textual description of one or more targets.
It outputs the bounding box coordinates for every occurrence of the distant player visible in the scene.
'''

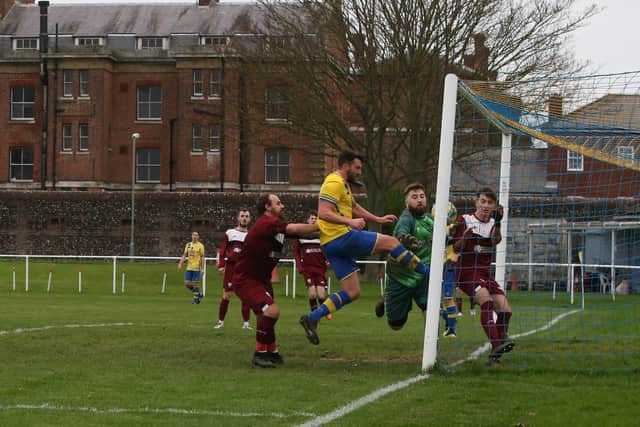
[374,183,432,330]
[440,202,459,337]
[454,188,514,365]
[233,194,319,368]
[178,231,205,304]
[299,150,431,346]
[294,210,332,320]
[214,208,253,330]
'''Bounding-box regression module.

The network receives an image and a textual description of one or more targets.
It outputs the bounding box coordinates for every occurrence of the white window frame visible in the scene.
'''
[209,69,222,98]
[192,70,204,97]
[79,123,89,151]
[567,150,584,172]
[201,36,228,46]
[265,86,289,122]
[63,70,74,97]
[10,147,34,182]
[62,124,73,151]
[136,85,162,121]
[75,37,104,46]
[79,70,90,97]
[10,86,35,121]
[137,37,167,50]
[13,38,39,50]
[192,125,203,152]
[209,124,221,152]
[136,148,161,183]
[264,148,290,184]
[617,146,634,159]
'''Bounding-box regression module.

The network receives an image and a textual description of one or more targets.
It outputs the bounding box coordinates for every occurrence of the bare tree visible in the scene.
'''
[248,0,597,214]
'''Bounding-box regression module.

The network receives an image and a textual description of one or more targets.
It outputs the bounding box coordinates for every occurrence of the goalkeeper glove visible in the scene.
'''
[493,204,504,225]
[399,234,421,252]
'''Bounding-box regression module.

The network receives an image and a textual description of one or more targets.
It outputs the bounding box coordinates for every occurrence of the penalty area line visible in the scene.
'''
[0,403,316,419]
[297,309,580,427]
[0,323,134,336]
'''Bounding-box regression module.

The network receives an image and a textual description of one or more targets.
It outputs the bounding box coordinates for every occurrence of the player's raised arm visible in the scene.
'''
[318,199,365,230]
[352,202,397,224]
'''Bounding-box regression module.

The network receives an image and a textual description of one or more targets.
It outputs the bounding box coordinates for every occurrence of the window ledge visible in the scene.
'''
[190,151,204,156]
[78,96,91,100]
[191,96,205,100]
[61,150,74,154]
[265,118,291,125]
[135,120,163,125]
[8,119,35,124]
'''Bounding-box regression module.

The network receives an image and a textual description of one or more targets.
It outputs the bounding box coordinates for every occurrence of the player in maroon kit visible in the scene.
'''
[214,208,253,330]
[294,210,332,320]
[233,194,319,368]
[453,188,514,366]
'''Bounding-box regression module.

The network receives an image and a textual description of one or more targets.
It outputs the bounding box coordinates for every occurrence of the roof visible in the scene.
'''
[0,2,283,36]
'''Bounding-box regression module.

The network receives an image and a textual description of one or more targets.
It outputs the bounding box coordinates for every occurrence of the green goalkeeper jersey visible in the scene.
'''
[386,209,433,288]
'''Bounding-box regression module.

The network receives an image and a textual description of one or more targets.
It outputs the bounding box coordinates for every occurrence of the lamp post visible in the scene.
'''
[130,132,140,257]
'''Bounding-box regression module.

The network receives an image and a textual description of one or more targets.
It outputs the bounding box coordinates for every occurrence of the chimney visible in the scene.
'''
[198,0,212,6]
[548,94,563,119]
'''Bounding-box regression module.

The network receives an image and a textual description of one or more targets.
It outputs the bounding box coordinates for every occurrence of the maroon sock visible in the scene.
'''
[256,315,277,345]
[218,298,229,321]
[496,311,512,339]
[481,301,501,349]
[456,297,463,312]
[309,298,318,311]
[241,302,251,322]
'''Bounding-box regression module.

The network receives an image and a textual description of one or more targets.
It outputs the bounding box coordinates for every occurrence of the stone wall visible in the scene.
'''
[0,191,318,256]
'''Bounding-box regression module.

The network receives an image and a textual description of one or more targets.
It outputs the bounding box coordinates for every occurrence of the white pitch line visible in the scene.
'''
[0,403,316,419]
[297,309,580,427]
[0,323,134,336]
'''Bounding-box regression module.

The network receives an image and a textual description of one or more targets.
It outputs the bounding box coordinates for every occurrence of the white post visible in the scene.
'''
[162,272,167,293]
[25,255,29,292]
[286,271,290,299]
[579,250,585,310]
[422,73,457,372]
[12,267,16,291]
[112,256,117,294]
[78,270,82,293]
[47,270,52,292]
[567,231,573,295]
[327,276,331,294]
[495,132,512,292]
[379,275,384,296]
[202,260,207,297]
[610,230,616,301]
[528,231,533,291]
[121,271,125,293]
[552,278,557,300]
[290,262,297,298]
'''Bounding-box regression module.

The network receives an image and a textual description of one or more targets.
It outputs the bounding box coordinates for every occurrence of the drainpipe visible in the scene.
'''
[169,118,176,191]
[38,1,50,190]
[51,23,58,189]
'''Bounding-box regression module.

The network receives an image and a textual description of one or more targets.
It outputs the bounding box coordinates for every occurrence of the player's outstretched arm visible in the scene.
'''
[353,203,397,224]
[285,222,319,237]
[318,200,365,229]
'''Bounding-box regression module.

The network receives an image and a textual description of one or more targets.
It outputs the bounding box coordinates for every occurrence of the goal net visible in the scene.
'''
[424,72,640,371]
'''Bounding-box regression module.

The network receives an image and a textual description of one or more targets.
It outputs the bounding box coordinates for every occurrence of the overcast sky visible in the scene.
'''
[51,0,640,75]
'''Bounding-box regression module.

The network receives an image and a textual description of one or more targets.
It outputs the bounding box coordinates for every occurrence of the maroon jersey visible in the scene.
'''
[233,214,288,285]
[217,228,248,268]
[454,212,500,282]
[294,236,327,276]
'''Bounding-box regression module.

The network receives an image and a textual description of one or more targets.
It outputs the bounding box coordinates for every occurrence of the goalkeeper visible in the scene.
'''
[374,183,433,330]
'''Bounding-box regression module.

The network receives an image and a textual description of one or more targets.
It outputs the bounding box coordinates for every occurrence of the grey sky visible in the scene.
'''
[52,0,640,75]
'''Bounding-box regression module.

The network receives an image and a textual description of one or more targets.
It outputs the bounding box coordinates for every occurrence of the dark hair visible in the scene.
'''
[308,209,318,217]
[403,182,425,196]
[256,194,273,215]
[237,207,250,214]
[477,187,497,202]
[338,150,364,167]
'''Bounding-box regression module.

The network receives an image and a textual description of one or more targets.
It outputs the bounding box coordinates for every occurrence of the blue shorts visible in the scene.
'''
[322,230,378,281]
[184,270,201,282]
[442,264,456,299]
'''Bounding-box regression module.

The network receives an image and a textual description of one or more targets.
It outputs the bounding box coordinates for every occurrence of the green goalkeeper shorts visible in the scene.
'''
[385,276,428,326]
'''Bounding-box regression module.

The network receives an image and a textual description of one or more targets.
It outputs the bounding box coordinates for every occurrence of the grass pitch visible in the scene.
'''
[1,260,638,426]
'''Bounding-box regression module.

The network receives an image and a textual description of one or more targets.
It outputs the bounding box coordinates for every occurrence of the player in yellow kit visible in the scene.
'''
[178,231,205,304]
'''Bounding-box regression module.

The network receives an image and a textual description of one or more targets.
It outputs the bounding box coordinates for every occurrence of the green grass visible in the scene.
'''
[0,261,638,426]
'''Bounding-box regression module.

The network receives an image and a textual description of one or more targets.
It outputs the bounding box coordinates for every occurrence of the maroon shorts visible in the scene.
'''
[303,272,327,289]
[457,269,505,297]
[222,263,236,291]
[235,278,274,315]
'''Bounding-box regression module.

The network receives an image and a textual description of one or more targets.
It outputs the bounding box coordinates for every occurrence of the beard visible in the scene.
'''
[408,205,427,216]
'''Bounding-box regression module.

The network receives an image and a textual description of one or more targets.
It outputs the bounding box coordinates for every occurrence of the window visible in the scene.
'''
[76,37,102,46]
[63,70,74,97]
[14,38,38,50]
[209,125,221,151]
[10,147,34,181]
[567,150,583,171]
[137,86,162,120]
[202,36,228,46]
[62,124,73,151]
[265,149,289,184]
[617,146,634,159]
[209,69,222,98]
[193,70,203,97]
[265,86,289,121]
[79,124,89,151]
[136,148,160,182]
[192,125,203,152]
[11,86,35,120]
[140,37,164,50]
[79,70,90,97]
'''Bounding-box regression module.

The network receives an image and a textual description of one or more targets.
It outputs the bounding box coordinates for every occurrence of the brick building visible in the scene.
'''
[0,0,327,192]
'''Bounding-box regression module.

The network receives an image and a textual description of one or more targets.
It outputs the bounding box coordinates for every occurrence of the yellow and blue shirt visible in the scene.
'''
[318,172,355,245]
[183,241,205,271]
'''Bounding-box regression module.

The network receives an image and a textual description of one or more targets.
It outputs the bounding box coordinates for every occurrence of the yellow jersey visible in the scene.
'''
[318,172,355,245]
[183,241,205,271]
